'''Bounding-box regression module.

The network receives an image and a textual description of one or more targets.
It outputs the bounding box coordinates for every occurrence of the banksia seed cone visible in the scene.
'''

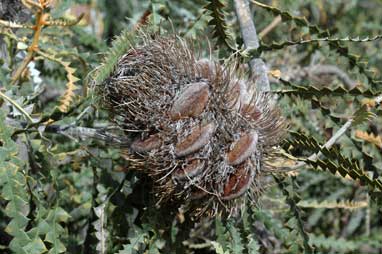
[98,33,286,216]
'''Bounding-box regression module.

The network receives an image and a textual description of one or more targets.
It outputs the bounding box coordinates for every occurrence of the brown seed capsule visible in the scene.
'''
[170,82,210,120]
[175,123,215,157]
[221,163,253,200]
[227,131,258,165]
[131,134,162,153]
[173,160,205,180]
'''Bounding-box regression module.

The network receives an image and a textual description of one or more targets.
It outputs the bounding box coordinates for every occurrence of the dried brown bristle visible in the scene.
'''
[225,79,245,110]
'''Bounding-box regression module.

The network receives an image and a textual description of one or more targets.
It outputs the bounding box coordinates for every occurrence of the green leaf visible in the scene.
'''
[44,207,70,254]
[309,234,359,252]
[255,35,382,54]
[215,217,229,251]
[288,132,382,191]
[204,0,236,50]
[22,238,48,254]
[93,28,136,86]
[211,241,230,254]
[118,225,149,254]
[252,0,382,89]
[246,236,260,254]
[352,105,375,126]
[0,111,32,253]
[227,221,244,254]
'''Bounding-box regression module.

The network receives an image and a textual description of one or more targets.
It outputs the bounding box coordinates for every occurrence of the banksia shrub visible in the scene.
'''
[96,32,286,216]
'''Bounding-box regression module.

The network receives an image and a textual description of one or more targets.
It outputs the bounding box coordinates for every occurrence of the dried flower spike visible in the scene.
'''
[97,33,286,216]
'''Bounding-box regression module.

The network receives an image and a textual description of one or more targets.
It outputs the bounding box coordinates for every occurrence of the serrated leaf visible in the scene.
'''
[227,221,244,254]
[35,50,80,112]
[288,132,382,191]
[43,207,69,254]
[93,28,136,86]
[277,78,379,98]
[215,217,229,251]
[351,105,375,126]
[45,14,84,27]
[204,0,236,50]
[22,238,48,254]
[0,112,33,253]
[246,236,260,254]
[355,130,382,148]
[251,0,382,89]
[309,234,359,252]
[93,203,108,254]
[254,35,382,53]
[8,231,31,254]
[211,241,230,254]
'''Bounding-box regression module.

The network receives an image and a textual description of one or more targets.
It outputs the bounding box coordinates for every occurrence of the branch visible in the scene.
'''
[234,0,270,92]
[289,122,352,170]
[307,119,352,161]
[259,15,281,39]
[269,64,357,90]
[58,125,130,145]
[309,64,357,89]
[5,117,130,145]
